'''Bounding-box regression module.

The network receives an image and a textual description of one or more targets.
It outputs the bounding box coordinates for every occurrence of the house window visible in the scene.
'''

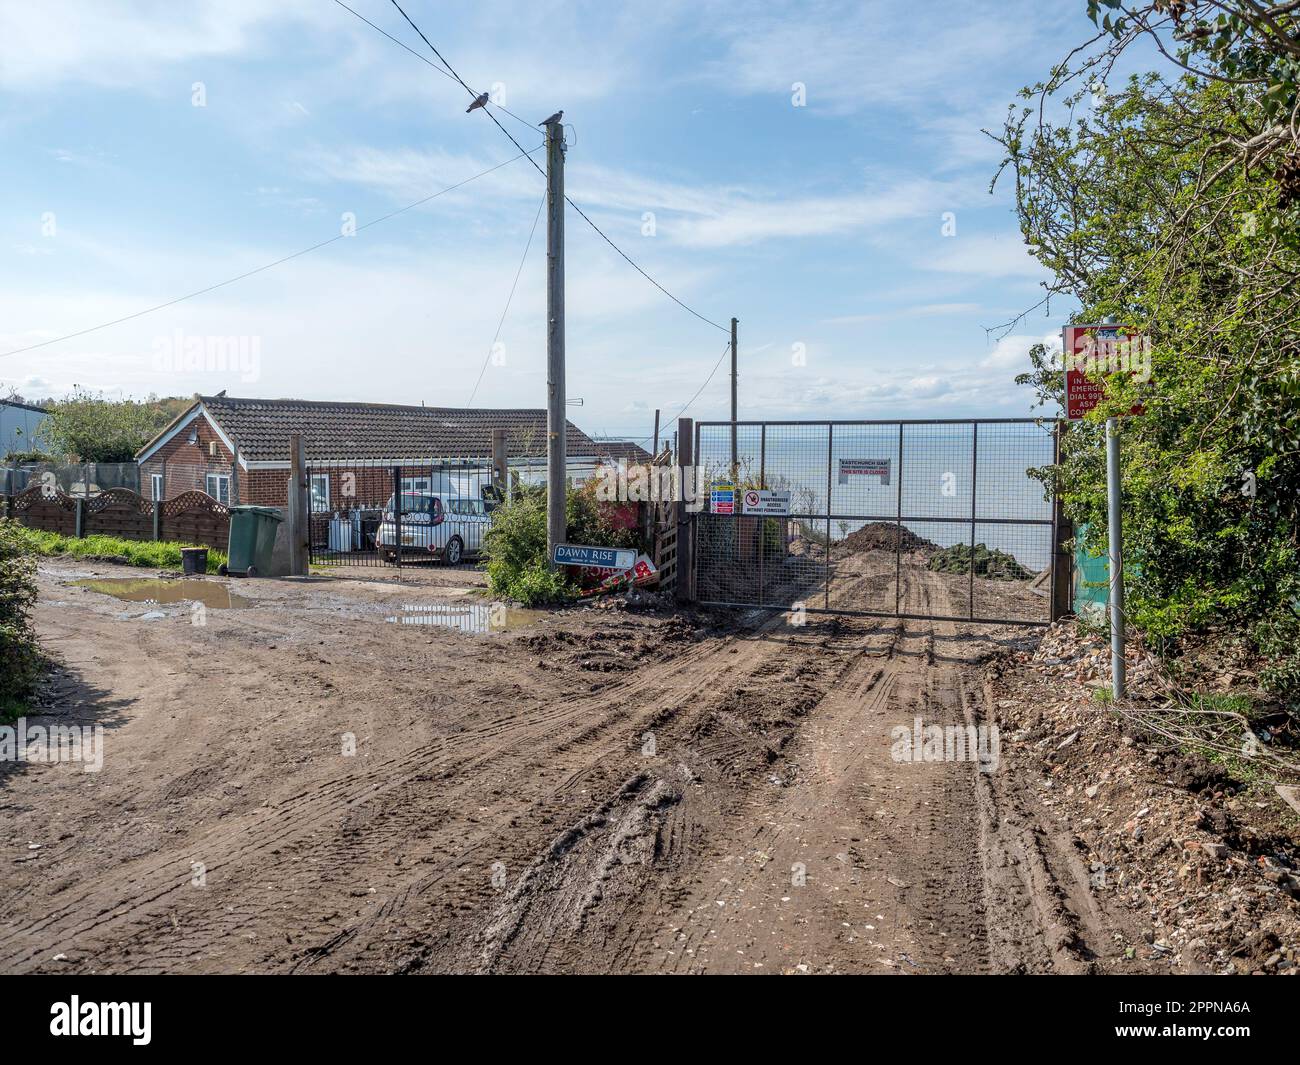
[205,473,230,505]
[310,474,330,513]
[151,473,163,501]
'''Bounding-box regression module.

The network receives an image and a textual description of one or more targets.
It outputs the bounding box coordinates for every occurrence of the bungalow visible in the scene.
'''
[135,394,606,508]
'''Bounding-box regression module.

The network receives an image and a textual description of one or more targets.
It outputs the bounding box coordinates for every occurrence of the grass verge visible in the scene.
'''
[4,523,228,574]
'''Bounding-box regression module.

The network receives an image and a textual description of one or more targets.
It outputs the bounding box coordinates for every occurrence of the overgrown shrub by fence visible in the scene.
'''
[2,485,230,551]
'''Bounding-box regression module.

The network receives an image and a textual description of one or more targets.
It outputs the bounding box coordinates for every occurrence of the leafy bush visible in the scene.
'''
[482,481,641,606]
[997,58,1300,697]
[42,388,185,462]
[5,525,227,574]
[0,520,43,720]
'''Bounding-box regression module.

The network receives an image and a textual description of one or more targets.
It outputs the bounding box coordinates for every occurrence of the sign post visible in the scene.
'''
[1106,417,1125,703]
[1064,322,1149,702]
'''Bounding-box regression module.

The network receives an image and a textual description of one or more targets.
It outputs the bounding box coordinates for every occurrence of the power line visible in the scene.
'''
[375,0,728,334]
[563,197,728,333]
[387,0,545,150]
[629,340,732,449]
[331,0,539,134]
[0,147,541,359]
[467,186,547,406]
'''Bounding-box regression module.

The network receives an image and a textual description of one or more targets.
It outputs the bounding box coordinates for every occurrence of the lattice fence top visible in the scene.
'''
[160,491,229,518]
[11,485,77,511]
[87,488,153,515]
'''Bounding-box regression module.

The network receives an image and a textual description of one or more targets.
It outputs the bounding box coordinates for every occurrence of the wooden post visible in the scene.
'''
[675,417,694,603]
[230,438,241,506]
[288,434,309,575]
[74,497,85,539]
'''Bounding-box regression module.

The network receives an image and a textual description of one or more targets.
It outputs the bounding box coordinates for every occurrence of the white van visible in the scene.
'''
[374,492,491,565]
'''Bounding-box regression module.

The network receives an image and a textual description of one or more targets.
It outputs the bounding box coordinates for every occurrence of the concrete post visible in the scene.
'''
[491,428,508,502]
[288,434,309,575]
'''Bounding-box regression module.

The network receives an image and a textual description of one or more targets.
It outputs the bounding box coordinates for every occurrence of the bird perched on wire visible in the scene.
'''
[466,92,489,113]
[538,110,563,127]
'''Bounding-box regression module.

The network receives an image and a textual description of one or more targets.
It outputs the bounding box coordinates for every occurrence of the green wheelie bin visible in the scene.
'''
[220,505,283,577]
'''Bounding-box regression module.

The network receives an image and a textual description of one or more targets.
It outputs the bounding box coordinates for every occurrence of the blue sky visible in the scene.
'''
[0,0,1105,439]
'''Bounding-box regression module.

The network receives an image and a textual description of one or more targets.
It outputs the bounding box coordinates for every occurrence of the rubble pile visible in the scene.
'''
[992,622,1300,974]
[1030,621,1173,700]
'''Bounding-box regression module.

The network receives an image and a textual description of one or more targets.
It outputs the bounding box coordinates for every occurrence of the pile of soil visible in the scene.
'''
[928,543,1032,581]
[838,522,937,554]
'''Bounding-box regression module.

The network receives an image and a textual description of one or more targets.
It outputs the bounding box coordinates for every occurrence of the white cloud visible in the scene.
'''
[980,330,1061,370]
[0,0,312,89]
[920,234,1049,280]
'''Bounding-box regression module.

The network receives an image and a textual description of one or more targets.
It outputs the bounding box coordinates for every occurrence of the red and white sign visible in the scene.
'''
[741,489,791,516]
[579,554,659,597]
[1064,324,1149,420]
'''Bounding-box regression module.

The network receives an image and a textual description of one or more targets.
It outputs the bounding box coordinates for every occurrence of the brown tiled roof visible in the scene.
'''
[150,396,600,463]
[591,439,653,464]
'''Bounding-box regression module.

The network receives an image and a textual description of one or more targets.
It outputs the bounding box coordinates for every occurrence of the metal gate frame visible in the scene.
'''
[691,418,1059,626]
[305,458,493,571]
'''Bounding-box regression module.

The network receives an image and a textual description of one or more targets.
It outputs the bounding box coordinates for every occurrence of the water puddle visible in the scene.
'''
[72,577,252,610]
[385,601,541,634]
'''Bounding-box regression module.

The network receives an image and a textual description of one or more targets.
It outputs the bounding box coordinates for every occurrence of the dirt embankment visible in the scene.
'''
[983,624,1300,974]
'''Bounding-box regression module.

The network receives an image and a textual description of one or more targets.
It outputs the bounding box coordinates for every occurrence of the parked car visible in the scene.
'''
[374,492,491,564]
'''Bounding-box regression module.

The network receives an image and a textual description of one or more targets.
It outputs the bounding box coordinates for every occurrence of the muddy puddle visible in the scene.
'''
[72,577,252,610]
[386,601,541,634]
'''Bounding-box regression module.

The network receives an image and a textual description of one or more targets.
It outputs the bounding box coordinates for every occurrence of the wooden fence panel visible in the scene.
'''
[160,491,230,551]
[85,489,153,541]
[10,486,77,537]
[4,486,229,551]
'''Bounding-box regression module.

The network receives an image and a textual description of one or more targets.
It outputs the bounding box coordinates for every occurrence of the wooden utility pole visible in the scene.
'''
[652,408,661,458]
[544,114,567,567]
[729,317,738,479]
[491,427,508,500]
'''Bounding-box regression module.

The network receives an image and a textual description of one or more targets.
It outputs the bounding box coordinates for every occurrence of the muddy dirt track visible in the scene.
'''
[0,555,1160,974]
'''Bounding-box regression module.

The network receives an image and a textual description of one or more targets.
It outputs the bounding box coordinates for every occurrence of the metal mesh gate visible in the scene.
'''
[306,458,496,570]
[692,419,1057,624]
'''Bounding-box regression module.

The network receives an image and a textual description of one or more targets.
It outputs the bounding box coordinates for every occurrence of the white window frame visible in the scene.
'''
[151,473,163,501]
[205,473,230,505]
[310,473,330,512]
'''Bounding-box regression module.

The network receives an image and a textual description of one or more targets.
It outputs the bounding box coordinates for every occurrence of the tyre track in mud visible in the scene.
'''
[2,601,757,973]
[620,555,997,974]
[4,557,1117,974]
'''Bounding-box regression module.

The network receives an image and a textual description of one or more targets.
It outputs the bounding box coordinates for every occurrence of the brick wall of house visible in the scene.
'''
[139,415,236,502]
[242,468,290,508]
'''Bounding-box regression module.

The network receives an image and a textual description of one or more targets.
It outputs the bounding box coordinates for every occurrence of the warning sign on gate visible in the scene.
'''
[709,483,735,514]
[741,489,791,516]
[838,458,891,485]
